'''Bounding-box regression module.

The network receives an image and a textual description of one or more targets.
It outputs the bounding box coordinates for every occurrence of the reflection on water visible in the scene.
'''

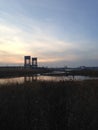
[24,76,38,82]
[0,75,98,85]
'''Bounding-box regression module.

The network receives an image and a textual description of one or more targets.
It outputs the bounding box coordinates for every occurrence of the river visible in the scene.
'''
[0,74,98,85]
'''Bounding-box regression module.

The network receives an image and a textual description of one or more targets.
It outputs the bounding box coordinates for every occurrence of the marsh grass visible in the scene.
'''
[0,80,98,129]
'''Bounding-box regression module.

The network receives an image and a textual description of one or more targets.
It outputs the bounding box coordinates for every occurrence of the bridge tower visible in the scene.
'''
[24,56,31,68]
[32,57,37,68]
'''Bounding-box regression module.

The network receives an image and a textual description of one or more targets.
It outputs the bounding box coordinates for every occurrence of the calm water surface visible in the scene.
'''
[0,75,98,85]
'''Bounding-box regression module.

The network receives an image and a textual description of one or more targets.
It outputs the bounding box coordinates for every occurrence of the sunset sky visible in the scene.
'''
[0,0,98,67]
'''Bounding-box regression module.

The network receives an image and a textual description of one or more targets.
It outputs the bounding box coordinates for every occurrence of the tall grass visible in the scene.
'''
[0,80,98,129]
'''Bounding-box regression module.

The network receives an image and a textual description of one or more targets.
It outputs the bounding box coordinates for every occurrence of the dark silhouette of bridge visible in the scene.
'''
[24,56,37,68]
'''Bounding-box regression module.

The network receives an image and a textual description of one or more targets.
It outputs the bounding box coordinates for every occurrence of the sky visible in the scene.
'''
[0,0,98,67]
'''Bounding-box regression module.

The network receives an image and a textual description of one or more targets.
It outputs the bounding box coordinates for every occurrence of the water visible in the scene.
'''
[0,75,98,85]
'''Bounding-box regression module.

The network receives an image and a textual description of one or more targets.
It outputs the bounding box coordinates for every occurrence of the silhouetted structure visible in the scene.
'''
[24,56,38,68]
[24,56,31,68]
[32,57,37,68]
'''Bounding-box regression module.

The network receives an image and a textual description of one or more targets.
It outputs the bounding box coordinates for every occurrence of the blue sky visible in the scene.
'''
[0,0,98,67]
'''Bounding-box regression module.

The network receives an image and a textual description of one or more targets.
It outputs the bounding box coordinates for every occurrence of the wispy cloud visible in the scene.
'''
[0,8,98,67]
[0,18,79,65]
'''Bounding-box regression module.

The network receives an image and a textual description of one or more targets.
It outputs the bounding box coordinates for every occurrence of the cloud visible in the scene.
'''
[0,24,27,53]
[0,11,98,67]
[0,19,79,65]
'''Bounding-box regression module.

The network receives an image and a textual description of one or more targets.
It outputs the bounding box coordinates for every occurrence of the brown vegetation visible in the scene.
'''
[0,80,98,129]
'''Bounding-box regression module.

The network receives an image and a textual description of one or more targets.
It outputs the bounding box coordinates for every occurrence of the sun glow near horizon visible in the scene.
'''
[0,0,98,67]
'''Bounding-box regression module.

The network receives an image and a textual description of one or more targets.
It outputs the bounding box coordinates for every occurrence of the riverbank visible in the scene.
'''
[0,80,98,129]
[0,68,98,78]
[0,67,52,78]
